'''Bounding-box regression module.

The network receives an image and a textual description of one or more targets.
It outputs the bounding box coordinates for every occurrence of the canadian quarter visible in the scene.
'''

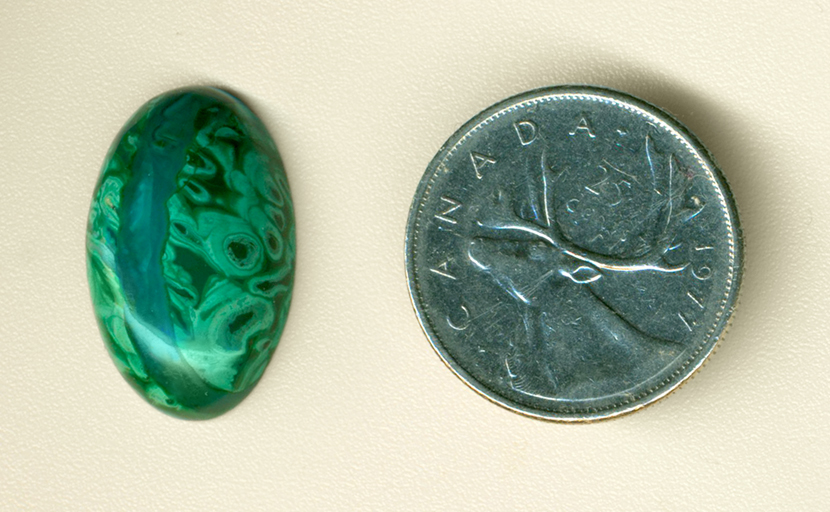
[405,86,742,421]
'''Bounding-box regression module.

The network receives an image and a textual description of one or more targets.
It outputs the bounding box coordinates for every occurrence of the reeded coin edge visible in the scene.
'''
[405,85,743,422]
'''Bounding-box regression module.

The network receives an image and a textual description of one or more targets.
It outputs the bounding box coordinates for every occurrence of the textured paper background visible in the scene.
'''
[1,1,828,510]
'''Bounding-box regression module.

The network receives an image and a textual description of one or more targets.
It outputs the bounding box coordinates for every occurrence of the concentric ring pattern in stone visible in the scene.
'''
[87,87,295,419]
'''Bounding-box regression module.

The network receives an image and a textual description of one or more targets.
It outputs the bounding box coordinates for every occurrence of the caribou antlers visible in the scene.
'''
[471,134,690,278]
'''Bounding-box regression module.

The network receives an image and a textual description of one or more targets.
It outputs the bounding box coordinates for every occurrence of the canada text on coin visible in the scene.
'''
[405,86,742,421]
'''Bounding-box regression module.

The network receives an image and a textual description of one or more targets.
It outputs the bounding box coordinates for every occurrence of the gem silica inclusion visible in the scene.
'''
[87,87,295,419]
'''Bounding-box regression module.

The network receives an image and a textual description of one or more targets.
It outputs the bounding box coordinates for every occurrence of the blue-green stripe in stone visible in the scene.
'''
[87,87,295,419]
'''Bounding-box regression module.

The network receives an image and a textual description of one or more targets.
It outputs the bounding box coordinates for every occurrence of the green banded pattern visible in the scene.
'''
[87,87,295,419]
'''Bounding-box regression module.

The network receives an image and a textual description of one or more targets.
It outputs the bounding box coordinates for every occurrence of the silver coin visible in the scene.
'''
[405,86,742,421]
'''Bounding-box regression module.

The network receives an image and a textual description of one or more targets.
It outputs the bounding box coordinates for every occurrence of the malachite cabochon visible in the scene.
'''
[87,87,295,419]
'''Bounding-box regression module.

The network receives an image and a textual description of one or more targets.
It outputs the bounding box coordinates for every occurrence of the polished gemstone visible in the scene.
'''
[87,87,295,419]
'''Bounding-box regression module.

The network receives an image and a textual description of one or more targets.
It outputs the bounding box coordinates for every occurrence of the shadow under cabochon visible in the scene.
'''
[87,87,295,419]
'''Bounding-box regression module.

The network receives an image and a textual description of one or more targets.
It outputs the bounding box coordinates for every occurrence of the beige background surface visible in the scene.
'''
[1,1,828,510]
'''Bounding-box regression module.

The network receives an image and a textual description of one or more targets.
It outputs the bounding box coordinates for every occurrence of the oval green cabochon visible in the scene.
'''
[87,87,295,419]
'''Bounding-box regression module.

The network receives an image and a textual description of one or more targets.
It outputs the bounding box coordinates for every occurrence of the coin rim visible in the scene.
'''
[405,84,743,422]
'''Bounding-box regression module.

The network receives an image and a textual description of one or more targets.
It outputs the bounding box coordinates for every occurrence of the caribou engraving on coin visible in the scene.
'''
[405,86,742,421]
